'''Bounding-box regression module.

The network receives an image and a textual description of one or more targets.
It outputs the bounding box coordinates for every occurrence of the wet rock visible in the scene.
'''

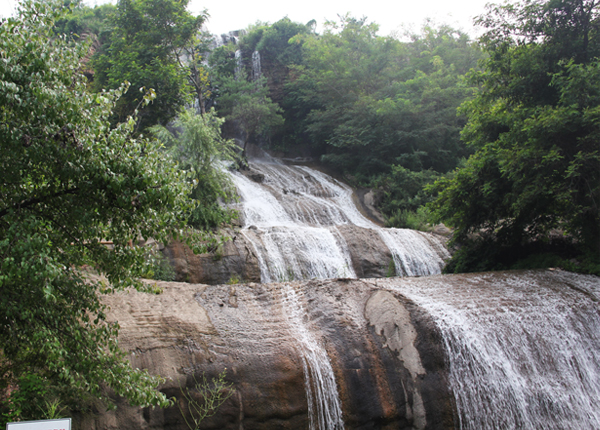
[83,270,600,429]
[89,276,464,429]
[165,225,449,284]
[164,233,261,285]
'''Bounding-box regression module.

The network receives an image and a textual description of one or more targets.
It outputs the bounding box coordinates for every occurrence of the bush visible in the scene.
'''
[385,207,434,231]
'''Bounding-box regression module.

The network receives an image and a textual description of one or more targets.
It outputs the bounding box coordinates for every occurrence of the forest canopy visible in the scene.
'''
[429,0,599,273]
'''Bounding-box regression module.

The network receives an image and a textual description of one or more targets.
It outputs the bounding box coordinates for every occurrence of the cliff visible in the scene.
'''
[80,269,600,429]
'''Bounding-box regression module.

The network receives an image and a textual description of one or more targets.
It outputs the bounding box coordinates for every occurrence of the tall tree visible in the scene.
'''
[430,0,600,272]
[216,75,284,159]
[0,0,194,420]
[93,0,205,131]
[174,29,214,115]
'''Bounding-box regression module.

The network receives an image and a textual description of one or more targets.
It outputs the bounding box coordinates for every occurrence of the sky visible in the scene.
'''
[0,0,493,37]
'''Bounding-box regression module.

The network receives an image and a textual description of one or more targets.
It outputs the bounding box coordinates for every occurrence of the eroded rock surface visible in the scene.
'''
[81,270,599,430]
[86,276,456,429]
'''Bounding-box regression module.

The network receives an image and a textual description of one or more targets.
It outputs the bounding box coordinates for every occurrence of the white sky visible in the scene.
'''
[0,0,493,37]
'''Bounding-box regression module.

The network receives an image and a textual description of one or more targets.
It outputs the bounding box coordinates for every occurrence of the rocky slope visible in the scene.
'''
[78,270,600,429]
[164,222,450,285]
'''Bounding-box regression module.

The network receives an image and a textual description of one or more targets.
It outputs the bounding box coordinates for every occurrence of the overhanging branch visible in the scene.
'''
[0,187,79,219]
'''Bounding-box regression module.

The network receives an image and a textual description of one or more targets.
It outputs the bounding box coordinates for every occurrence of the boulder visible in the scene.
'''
[78,270,600,429]
[164,233,261,285]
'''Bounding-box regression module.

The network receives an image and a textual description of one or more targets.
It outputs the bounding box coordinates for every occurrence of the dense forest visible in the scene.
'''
[1,0,598,423]
[52,0,599,273]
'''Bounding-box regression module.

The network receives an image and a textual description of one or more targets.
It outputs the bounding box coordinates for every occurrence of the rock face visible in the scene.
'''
[85,270,600,430]
[88,277,455,430]
[164,234,261,285]
[164,157,451,285]
[165,224,448,284]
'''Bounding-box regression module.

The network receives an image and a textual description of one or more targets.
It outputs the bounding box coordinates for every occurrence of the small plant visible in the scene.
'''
[142,248,176,281]
[40,399,67,420]
[212,248,223,261]
[178,369,234,430]
[147,283,164,295]
[227,275,241,285]
[386,259,396,277]
[275,267,296,282]
[333,264,352,278]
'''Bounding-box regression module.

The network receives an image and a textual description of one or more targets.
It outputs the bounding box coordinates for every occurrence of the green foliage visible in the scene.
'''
[255,18,312,68]
[178,369,235,430]
[278,18,483,221]
[208,43,237,82]
[386,259,396,278]
[177,30,214,114]
[286,18,482,180]
[53,0,115,41]
[444,236,600,276]
[0,0,195,420]
[385,207,434,231]
[227,275,241,285]
[1,373,67,423]
[430,0,600,271]
[376,165,441,217]
[151,108,239,230]
[206,18,481,222]
[142,249,176,282]
[209,19,313,149]
[216,76,284,149]
[93,0,205,131]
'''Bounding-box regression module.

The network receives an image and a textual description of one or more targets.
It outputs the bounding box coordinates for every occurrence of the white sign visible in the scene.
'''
[6,418,71,430]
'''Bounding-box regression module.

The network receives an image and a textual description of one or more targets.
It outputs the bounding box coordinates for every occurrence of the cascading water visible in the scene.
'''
[231,168,356,282]
[282,284,345,430]
[251,50,261,81]
[389,271,600,429]
[379,228,449,277]
[227,153,448,429]
[230,155,449,283]
[234,49,243,79]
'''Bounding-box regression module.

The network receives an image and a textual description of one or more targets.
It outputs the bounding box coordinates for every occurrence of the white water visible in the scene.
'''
[251,50,261,81]
[283,284,345,430]
[234,49,243,79]
[379,229,450,277]
[390,271,600,429]
[231,156,449,282]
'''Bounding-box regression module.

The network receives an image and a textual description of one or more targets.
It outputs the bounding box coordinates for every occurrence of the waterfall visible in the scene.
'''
[390,271,600,429]
[234,49,243,79]
[194,277,346,429]
[251,50,261,81]
[283,284,345,430]
[379,228,450,276]
[230,156,449,282]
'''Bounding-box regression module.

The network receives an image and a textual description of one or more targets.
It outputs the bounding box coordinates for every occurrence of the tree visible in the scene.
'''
[173,28,215,115]
[217,75,284,159]
[151,108,239,230]
[0,0,194,420]
[53,0,115,42]
[286,17,482,181]
[93,0,205,131]
[429,0,600,272]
